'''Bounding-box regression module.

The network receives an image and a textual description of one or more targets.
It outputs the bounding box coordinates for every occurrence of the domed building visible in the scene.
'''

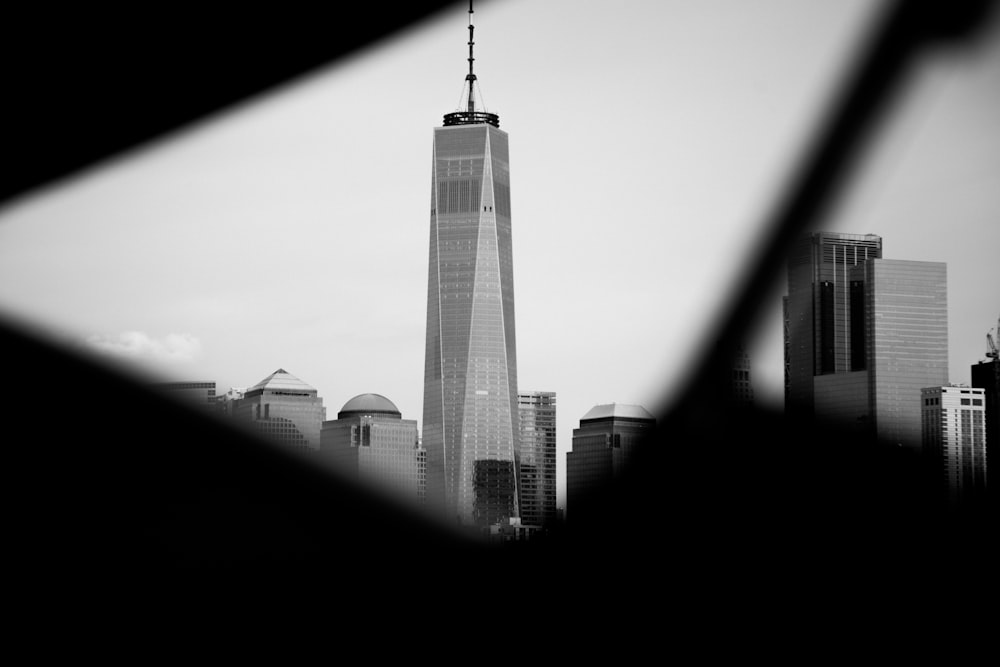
[320,393,426,507]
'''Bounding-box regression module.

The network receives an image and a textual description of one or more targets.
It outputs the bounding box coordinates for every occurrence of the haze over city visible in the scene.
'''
[0,0,997,511]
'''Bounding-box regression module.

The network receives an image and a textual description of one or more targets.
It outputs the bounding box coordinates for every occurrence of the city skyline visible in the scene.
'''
[0,0,998,511]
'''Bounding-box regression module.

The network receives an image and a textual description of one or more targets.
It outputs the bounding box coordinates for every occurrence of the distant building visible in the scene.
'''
[815,259,949,448]
[216,387,246,417]
[921,384,988,508]
[784,231,883,418]
[970,358,999,471]
[152,381,223,414]
[517,391,557,528]
[566,403,655,524]
[785,232,949,448]
[229,369,326,452]
[321,393,426,507]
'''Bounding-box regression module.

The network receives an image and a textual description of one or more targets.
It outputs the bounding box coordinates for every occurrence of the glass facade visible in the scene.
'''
[320,393,426,507]
[784,234,951,450]
[785,231,882,416]
[807,259,949,448]
[423,122,520,527]
[862,260,949,448]
[229,369,326,452]
[517,391,557,528]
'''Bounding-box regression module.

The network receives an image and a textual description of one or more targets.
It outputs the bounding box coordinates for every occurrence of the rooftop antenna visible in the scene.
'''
[466,0,476,113]
[443,0,499,128]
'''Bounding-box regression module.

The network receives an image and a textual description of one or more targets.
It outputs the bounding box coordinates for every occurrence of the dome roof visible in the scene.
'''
[338,393,401,417]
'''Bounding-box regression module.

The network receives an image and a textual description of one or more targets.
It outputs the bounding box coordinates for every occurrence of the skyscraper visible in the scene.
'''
[566,403,656,524]
[229,368,326,452]
[921,384,988,508]
[784,231,883,417]
[785,235,950,448]
[422,4,520,528]
[517,391,557,528]
[320,393,426,506]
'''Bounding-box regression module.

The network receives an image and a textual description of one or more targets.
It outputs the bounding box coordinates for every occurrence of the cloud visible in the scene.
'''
[85,331,203,365]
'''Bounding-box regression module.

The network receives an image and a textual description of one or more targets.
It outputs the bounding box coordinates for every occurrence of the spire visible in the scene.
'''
[466,0,477,113]
[443,0,500,128]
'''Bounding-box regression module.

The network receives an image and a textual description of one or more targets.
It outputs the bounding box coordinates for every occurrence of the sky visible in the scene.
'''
[1,0,998,510]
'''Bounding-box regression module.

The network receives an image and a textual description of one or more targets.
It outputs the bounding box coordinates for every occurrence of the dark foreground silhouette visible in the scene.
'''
[3,0,997,631]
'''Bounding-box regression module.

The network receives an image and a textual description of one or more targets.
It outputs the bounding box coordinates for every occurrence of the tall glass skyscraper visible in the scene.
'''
[517,391,557,528]
[422,5,519,528]
[784,231,883,417]
[785,233,950,449]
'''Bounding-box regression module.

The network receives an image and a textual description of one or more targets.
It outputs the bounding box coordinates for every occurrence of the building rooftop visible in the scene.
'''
[580,403,655,422]
[246,368,317,394]
[338,393,401,417]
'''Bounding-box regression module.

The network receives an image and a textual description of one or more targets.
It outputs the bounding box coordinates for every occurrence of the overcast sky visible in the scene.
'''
[1,0,998,509]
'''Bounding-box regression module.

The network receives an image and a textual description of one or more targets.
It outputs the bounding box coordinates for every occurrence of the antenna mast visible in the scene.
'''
[467,0,477,113]
[442,0,499,127]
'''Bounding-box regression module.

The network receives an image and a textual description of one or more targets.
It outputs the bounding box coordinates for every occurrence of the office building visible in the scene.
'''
[784,231,948,448]
[320,393,426,506]
[784,231,883,416]
[921,384,987,508]
[152,381,224,414]
[812,259,948,447]
[422,6,520,528]
[566,403,655,523]
[517,391,557,528]
[229,368,326,452]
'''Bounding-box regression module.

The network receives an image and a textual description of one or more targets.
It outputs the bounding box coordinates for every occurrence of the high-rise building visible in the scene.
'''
[921,384,988,508]
[566,403,655,524]
[320,393,426,506]
[810,259,948,448]
[971,358,998,472]
[229,368,326,452]
[784,232,949,448]
[784,231,883,416]
[517,391,556,528]
[422,5,519,528]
